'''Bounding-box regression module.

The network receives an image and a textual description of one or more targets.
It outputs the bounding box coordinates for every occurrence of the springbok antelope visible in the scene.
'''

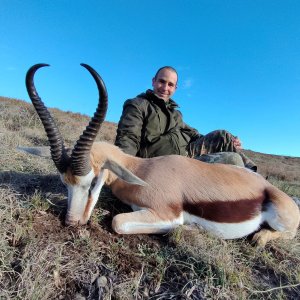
[24,63,300,247]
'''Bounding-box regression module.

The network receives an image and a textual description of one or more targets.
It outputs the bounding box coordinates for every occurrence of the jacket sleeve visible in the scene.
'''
[181,122,203,142]
[155,111,202,156]
[171,109,203,142]
[114,99,145,156]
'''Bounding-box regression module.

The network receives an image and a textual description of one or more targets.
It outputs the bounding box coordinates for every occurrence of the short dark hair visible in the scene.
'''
[154,66,178,82]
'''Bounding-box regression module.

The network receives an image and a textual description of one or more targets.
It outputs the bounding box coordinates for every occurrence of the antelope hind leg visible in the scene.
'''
[112,209,182,234]
[253,187,300,247]
[252,228,297,247]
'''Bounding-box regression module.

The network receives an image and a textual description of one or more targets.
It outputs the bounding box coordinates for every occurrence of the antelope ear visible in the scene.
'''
[103,160,147,186]
[17,146,51,157]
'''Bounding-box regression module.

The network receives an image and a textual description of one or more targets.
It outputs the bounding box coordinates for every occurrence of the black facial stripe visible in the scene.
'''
[89,176,98,192]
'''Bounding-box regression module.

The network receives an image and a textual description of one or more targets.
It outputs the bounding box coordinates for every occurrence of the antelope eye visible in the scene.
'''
[90,177,98,190]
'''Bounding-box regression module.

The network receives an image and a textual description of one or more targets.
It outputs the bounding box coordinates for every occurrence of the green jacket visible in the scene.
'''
[115,90,202,158]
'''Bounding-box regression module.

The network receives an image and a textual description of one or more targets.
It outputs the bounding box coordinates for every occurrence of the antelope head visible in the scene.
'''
[25,63,108,226]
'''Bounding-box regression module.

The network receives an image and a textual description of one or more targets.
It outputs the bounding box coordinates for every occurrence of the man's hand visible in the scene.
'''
[233,136,242,150]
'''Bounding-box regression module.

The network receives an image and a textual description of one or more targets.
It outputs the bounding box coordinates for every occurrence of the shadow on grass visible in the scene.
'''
[0,171,67,221]
[0,171,134,232]
[0,171,65,195]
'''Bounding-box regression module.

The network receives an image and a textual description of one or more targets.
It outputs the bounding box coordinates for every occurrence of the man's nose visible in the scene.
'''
[161,83,168,90]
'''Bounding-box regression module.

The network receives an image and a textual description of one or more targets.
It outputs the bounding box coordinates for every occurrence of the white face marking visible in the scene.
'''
[86,170,106,220]
[183,212,263,239]
[63,170,106,225]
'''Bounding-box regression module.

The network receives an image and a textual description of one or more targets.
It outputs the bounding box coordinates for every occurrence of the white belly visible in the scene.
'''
[183,212,263,239]
[129,205,263,239]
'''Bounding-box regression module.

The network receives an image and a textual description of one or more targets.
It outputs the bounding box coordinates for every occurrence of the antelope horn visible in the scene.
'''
[71,63,108,176]
[25,64,70,173]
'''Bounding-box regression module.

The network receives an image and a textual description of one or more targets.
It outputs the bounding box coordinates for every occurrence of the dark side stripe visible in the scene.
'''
[183,195,267,223]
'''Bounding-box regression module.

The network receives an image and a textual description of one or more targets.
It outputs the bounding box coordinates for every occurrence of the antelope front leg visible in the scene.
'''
[112,209,182,234]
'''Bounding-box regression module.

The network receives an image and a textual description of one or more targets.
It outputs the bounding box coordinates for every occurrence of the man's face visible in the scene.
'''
[152,69,177,102]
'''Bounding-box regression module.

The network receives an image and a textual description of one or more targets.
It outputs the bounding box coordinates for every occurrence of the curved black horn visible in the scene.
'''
[25,64,70,173]
[71,64,108,176]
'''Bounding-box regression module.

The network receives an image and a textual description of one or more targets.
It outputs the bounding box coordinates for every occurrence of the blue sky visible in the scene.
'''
[1,1,300,157]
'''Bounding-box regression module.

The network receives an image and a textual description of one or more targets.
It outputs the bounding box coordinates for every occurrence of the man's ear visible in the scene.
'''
[152,77,156,87]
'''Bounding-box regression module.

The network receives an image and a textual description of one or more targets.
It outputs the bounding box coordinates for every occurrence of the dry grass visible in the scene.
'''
[1,96,300,299]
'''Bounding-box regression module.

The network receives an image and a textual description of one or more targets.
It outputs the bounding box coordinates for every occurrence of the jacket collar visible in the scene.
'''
[137,89,179,109]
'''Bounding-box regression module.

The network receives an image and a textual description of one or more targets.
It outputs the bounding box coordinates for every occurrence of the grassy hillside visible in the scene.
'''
[1,96,300,299]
